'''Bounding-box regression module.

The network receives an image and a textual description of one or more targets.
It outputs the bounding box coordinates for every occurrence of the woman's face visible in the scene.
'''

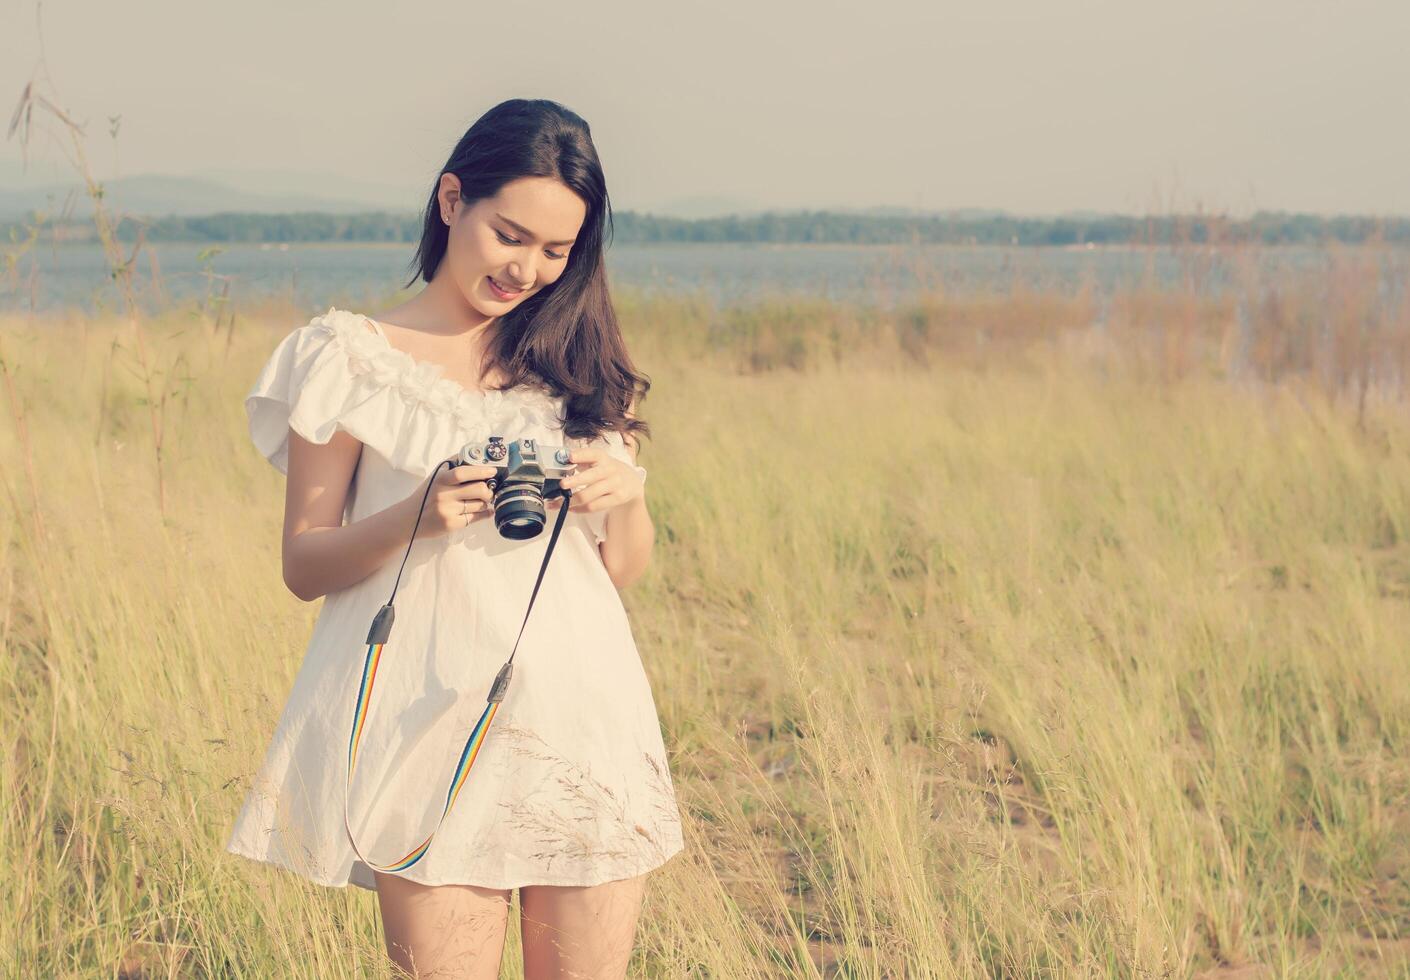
[435,174,588,315]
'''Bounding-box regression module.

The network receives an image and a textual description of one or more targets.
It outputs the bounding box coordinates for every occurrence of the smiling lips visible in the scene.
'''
[487,275,526,298]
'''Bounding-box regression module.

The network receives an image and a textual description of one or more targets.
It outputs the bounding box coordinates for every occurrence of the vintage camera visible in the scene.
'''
[456,436,576,540]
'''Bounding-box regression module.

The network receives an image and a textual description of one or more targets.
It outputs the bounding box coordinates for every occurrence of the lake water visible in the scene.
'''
[0,240,1394,315]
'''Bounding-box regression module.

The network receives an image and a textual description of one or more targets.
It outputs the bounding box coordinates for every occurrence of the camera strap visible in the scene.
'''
[342,458,575,875]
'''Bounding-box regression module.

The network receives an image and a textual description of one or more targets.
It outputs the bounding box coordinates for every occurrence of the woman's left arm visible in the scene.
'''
[561,428,654,591]
[600,481,654,590]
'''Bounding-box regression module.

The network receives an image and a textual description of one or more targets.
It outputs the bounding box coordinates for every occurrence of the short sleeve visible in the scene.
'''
[245,322,342,476]
[243,308,563,479]
[243,318,438,476]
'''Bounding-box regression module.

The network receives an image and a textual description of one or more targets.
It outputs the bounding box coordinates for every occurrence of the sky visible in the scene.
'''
[1,0,1406,218]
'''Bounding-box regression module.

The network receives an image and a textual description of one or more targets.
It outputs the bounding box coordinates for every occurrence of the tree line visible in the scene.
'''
[6,208,1407,247]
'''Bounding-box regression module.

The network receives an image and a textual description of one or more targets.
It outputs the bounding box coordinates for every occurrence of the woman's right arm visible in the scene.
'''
[279,429,499,602]
[280,428,415,601]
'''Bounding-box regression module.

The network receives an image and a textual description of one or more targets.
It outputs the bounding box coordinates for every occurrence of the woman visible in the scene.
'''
[225,98,686,978]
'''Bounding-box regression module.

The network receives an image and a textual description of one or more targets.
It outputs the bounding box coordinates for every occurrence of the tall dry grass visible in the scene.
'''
[4,252,1410,976]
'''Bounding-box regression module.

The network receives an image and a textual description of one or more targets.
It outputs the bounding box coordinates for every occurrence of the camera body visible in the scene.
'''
[457,436,576,540]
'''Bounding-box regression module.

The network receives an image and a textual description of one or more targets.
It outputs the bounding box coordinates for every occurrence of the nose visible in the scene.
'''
[505,261,534,289]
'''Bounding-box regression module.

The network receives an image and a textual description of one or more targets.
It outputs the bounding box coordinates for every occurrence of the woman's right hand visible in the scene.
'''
[401,462,499,539]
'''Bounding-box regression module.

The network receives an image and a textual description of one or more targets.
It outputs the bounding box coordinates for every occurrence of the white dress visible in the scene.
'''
[224,307,686,891]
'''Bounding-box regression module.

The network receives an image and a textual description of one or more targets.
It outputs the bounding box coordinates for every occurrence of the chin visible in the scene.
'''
[461,278,499,312]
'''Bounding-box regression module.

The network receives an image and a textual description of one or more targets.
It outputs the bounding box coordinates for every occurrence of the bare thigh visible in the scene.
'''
[519,874,648,980]
[375,870,512,980]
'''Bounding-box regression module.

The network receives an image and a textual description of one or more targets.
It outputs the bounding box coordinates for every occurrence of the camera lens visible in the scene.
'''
[493,481,546,539]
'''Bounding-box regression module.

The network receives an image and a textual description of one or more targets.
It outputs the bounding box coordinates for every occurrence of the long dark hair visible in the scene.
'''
[404,99,650,450]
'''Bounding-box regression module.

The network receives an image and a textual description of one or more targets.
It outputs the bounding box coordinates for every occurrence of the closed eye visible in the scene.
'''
[496,229,567,260]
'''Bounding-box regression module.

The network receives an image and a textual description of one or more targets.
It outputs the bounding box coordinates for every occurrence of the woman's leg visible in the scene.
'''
[374,870,513,979]
[519,873,648,979]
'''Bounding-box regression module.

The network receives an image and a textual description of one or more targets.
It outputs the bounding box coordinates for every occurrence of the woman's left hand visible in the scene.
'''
[550,445,645,513]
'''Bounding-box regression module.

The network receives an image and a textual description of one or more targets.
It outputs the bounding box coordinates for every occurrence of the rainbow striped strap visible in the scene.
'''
[338,485,573,876]
[342,640,501,873]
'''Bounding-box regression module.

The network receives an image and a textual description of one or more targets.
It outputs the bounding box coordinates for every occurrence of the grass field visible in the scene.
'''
[3,272,1410,976]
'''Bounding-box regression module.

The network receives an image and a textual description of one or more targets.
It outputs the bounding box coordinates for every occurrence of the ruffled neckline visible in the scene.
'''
[310,306,564,437]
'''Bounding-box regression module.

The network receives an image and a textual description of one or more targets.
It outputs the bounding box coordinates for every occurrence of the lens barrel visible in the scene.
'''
[493,481,547,539]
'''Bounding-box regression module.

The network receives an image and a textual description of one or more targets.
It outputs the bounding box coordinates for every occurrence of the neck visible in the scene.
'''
[411,275,498,340]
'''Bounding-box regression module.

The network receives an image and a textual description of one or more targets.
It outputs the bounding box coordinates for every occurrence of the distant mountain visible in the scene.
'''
[194,167,421,212]
[0,172,396,221]
[4,164,1400,245]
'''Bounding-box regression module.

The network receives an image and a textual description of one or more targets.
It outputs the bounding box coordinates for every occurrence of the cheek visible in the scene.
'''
[443,240,492,303]
[449,233,496,282]
[456,227,492,265]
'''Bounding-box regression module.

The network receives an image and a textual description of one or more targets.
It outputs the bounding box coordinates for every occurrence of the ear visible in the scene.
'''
[437,172,462,218]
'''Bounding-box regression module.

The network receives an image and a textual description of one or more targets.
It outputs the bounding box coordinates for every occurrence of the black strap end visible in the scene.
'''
[366,603,396,645]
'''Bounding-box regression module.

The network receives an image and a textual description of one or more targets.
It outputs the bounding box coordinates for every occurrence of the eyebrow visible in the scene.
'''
[495,213,577,247]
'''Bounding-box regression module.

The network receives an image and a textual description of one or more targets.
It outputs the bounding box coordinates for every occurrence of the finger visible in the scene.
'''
[449,463,498,484]
[452,485,495,507]
[551,499,580,517]
[561,467,610,494]
[443,498,479,524]
[569,480,614,509]
[434,465,464,488]
[456,477,497,498]
[567,446,605,465]
[552,491,584,512]
[579,487,620,512]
